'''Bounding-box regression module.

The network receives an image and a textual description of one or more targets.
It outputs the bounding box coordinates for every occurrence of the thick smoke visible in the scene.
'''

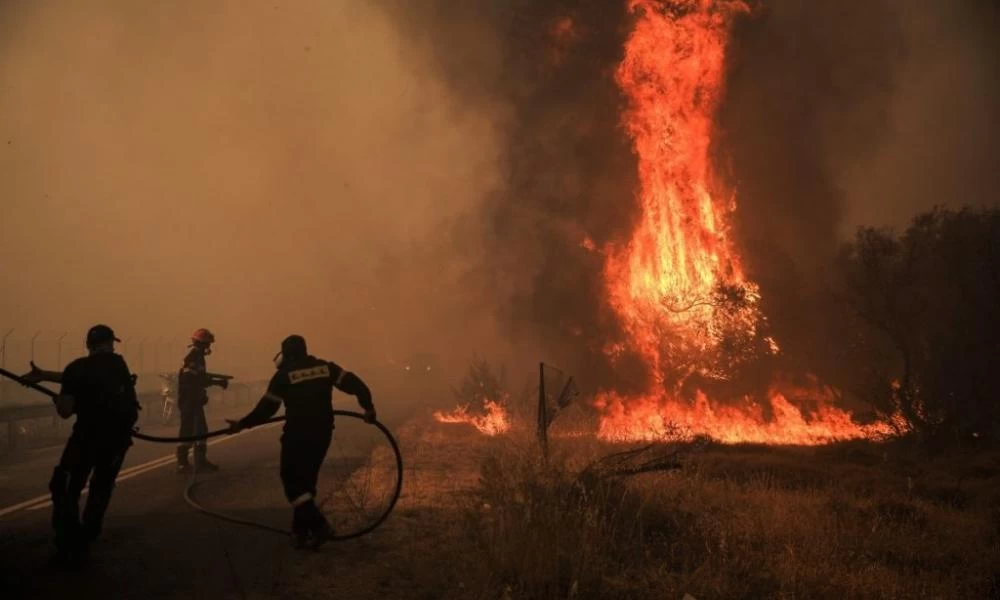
[382,1,642,391]
[0,1,508,386]
[840,0,1000,231]
[382,0,999,395]
[718,0,1000,382]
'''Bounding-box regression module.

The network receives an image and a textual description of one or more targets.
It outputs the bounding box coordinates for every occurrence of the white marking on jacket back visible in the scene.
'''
[288,365,330,384]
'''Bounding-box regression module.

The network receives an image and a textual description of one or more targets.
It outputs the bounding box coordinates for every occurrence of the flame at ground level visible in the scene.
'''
[433,400,511,436]
[595,382,909,446]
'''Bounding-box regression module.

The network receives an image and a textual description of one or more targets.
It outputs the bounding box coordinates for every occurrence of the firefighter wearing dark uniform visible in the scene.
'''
[176,328,228,472]
[49,325,139,561]
[228,335,376,550]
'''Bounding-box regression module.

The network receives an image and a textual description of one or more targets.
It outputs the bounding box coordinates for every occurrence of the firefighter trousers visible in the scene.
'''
[176,401,209,461]
[49,432,131,551]
[280,431,332,534]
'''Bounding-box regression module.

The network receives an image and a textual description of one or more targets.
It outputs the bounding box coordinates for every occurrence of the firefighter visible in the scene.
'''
[176,328,229,473]
[48,325,140,563]
[227,335,376,550]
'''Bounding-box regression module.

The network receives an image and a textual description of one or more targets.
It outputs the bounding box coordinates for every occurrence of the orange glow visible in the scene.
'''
[596,0,905,444]
[596,377,908,445]
[433,399,511,436]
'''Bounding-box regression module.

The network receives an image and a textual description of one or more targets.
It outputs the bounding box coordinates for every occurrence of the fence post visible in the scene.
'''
[29,330,41,363]
[167,337,177,372]
[0,329,13,405]
[139,337,148,376]
[538,362,548,463]
[55,331,68,369]
[52,331,68,438]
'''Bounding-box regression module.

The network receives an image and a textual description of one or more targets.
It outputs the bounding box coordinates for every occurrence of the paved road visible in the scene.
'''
[0,406,248,511]
[0,411,397,600]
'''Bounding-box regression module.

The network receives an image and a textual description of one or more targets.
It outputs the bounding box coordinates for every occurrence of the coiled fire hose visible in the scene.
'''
[0,368,404,541]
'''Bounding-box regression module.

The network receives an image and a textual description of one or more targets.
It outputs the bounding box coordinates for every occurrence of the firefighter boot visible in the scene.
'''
[309,521,335,551]
[306,503,334,550]
[194,445,219,473]
[290,505,310,550]
[176,446,192,474]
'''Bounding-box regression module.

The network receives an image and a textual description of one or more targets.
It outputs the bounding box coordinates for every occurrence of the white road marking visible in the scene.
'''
[0,423,279,518]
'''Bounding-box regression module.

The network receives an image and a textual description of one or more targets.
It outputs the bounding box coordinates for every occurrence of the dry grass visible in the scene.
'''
[456,435,1000,600]
[289,418,1000,600]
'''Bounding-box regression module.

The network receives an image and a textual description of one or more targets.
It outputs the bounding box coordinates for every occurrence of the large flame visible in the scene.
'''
[433,399,512,436]
[598,0,904,444]
[605,0,758,377]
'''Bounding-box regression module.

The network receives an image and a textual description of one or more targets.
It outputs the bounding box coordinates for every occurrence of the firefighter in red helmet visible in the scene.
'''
[175,328,230,472]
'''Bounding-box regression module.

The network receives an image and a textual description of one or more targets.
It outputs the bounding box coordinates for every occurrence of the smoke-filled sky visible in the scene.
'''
[0,1,510,378]
[1,0,996,387]
[840,0,999,231]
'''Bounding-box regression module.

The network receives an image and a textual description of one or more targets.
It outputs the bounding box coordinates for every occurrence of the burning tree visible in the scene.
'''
[412,1,915,447]
[591,0,906,445]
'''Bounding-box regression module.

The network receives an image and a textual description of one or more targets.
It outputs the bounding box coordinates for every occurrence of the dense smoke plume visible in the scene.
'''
[383,0,641,390]
[718,0,1000,383]
[0,1,510,384]
[384,0,999,395]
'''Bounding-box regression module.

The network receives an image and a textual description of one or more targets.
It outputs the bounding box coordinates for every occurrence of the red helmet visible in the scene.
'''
[191,328,215,345]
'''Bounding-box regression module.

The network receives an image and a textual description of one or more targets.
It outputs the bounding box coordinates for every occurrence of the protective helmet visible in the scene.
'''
[191,328,215,345]
[86,324,120,349]
[281,335,307,358]
[273,335,307,368]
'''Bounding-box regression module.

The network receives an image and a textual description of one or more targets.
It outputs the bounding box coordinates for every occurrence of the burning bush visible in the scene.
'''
[433,356,532,436]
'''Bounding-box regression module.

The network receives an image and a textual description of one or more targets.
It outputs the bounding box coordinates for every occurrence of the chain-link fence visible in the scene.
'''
[0,328,272,454]
[0,378,268,454]
[0,328,264,405]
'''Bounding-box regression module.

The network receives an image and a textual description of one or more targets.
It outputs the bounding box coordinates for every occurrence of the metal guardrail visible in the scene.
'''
[0,382,267,453]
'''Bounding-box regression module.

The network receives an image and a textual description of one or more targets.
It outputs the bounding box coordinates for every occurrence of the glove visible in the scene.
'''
[54,394,75,419]
[225,419,245,434]
[363,408,377,424]
[20,361,45,384]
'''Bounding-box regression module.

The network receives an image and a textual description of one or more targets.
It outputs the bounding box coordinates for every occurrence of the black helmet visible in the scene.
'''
[274,335,307,368]
[281,335,308,358]
[86,324,120,348]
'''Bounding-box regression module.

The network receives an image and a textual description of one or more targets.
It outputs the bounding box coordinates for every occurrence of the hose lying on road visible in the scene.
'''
[0,367,404,542]
[177,411,404,541]
[131,427,237,443]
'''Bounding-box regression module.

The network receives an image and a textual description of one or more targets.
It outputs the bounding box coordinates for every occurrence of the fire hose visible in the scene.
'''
[0,367,404,541]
